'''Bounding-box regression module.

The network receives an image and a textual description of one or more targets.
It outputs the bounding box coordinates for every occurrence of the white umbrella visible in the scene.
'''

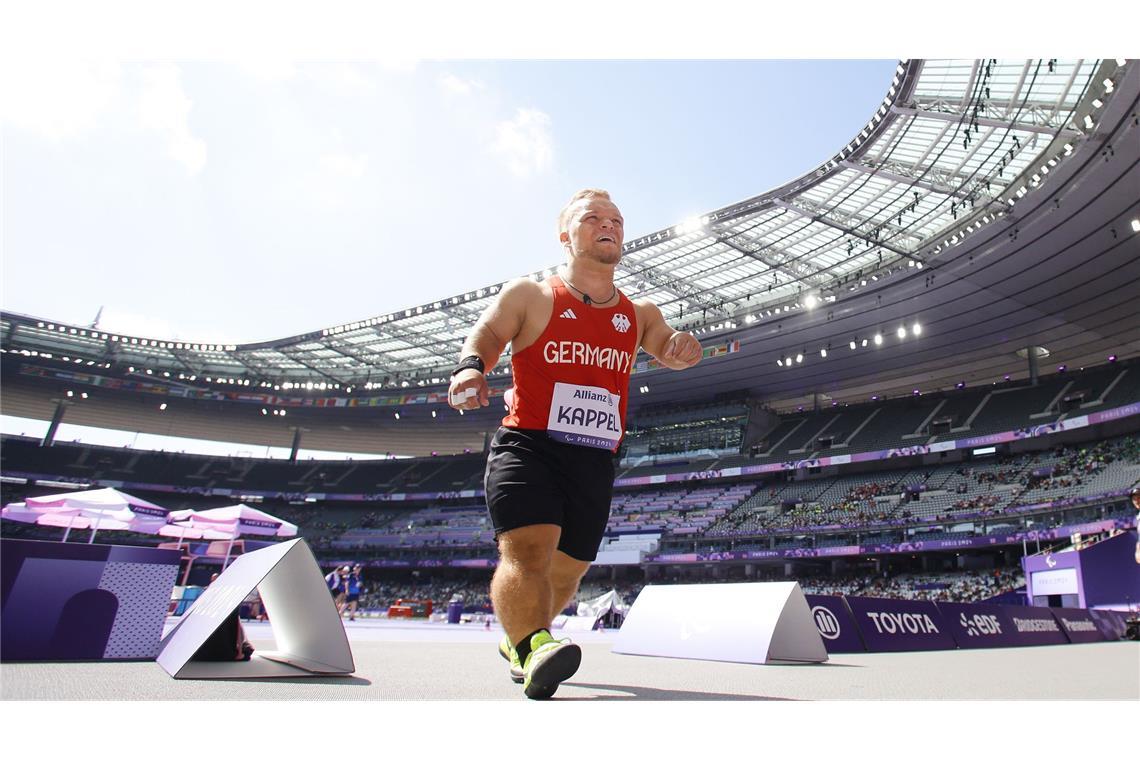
[167,504,298,568]
[4,488,171,543]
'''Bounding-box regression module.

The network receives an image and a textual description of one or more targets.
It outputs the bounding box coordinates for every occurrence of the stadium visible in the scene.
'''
[2,57,1138,702]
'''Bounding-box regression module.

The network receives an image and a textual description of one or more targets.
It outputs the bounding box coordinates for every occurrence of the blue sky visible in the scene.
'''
[1,59,897,344]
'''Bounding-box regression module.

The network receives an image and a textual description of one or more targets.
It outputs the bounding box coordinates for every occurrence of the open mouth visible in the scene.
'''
[597,236,616,243]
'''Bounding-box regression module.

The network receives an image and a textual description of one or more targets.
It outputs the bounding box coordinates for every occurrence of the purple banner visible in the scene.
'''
[1087,609,1131,641]
[1050,608,1106,643]
[937,602,1035,649]
[1001,606,1070,645]
[804,594,866,653]
[845,596,956,652]
[1,538,179,661]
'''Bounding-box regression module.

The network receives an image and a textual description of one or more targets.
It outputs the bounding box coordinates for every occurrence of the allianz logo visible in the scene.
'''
[866,611,941,635]
[811,606,842,640]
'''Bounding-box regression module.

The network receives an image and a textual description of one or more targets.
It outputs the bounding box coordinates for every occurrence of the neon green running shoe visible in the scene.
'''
[521,630,581,700]
[498,635,524,684]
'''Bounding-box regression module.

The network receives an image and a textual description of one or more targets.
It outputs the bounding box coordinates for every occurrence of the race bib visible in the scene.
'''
[547,382,622,450]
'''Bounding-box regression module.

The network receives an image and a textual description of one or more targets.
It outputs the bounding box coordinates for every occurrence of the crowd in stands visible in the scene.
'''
[338,567,1027,615]
[798,568,1024,603]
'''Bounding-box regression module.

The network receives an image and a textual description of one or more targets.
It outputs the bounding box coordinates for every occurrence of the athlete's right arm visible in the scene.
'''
[447,278,539,410]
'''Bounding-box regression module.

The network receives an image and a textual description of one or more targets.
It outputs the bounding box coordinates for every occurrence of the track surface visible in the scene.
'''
[2,618,1137,700]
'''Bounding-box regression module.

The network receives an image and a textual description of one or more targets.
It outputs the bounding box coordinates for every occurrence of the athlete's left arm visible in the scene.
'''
[635,299,702,370]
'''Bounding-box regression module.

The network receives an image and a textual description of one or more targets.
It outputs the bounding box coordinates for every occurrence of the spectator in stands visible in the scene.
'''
[446,188,702,699]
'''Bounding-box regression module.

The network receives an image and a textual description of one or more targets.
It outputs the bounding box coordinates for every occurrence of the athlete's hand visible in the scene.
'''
[448,369,489,410]
[662,331,702,369]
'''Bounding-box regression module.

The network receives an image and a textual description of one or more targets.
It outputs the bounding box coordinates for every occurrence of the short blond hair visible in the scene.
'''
[557,188,613,238]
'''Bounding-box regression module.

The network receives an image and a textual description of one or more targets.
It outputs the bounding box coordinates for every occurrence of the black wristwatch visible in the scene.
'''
[451,355,485,377]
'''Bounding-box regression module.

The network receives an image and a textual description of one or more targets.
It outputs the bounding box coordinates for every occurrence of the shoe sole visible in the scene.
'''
[498,639,525,684]
[524,643,581,700]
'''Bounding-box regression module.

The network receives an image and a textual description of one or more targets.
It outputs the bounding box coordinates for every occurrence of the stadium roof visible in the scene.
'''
[3,58,1135,409]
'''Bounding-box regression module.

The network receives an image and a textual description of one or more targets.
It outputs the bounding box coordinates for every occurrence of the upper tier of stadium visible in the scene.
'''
[3,59,1137,413]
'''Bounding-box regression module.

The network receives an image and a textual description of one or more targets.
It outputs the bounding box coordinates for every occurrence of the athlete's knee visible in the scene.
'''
[497,524,560,573]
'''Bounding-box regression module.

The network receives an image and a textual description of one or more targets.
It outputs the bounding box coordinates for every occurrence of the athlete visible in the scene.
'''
[447,189,702,698]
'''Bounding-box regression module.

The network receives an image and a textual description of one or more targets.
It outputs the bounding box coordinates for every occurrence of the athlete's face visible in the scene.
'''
[563,199,624,265]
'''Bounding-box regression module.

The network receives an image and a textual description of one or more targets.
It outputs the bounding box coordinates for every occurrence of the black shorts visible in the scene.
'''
[484,427,616,562]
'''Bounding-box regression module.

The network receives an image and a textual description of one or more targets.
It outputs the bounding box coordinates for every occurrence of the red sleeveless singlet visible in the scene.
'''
[502,276,638,451]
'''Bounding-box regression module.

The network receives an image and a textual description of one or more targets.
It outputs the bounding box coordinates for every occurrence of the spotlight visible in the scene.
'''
[873,333,882,346]
[66,390,74,397]
[912,323,922,336]
[804,294,818,309]
[1003,374,1011,381]
[1058,365,1067,373]
[777,359,784,367]
[261,408,268,415]
[159,403,167,411]
[1130,219,1139,233]
[849,340,857,350]
[795,353,803,364]
[956,382,965,390]
[280,410,286,417]
[1108,354,1117,362]
[785,356,793,367]
[432,410,437,418]
[820,348,827,358]
[896,326,906,339]
[862,339,868,348]
[913,389,920,396]
[81,392,88,399]
[394,412,400,420]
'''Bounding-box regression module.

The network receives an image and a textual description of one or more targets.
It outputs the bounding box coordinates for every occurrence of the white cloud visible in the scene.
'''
[491,107,554,177]
[438,72,485,96]
[137,65,208,176]
[0,61,121,140]
[321,151,369,178]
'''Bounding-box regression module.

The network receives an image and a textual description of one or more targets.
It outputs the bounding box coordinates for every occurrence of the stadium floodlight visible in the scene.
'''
[1130,218,1140,233]
[896,326,906,339]
[1104,77,1115,92]
[849,340,857,350]
[81,393,88,399]
[803,294,818,309]
[1083,114,1094,129]
[66,390,74,397]
[394,412,400,420]
[912,322,922,336]
[820,348,827,358]
[261,408,267,415]
[432,410,437,418]
[777,359,783,367]
[873,333,882,346]
[795,353,803,364]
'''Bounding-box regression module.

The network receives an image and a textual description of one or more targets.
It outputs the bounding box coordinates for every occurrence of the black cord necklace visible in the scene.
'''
[561,273,617,306]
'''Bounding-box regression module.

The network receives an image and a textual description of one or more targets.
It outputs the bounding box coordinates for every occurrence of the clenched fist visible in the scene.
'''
[662,331,702,369]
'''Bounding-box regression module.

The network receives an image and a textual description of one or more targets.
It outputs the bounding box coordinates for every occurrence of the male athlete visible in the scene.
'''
[447,189,702,699]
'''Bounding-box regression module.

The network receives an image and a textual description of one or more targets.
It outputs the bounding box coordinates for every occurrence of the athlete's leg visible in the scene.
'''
[491,523,561,647]
[549,550,591,620]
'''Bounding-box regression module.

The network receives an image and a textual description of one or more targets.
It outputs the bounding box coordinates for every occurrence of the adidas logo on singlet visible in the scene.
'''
[559,308,578,319]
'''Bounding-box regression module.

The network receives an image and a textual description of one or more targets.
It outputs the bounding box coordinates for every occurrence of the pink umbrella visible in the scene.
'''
[167,504,298,568]
[5,487,171,543]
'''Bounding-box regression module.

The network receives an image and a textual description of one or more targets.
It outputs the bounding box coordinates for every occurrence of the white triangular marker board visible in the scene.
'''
[156,538,354,679]
[612,582,827,664]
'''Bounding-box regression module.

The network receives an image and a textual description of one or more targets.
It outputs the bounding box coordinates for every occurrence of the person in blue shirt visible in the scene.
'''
[344,564,365,621]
